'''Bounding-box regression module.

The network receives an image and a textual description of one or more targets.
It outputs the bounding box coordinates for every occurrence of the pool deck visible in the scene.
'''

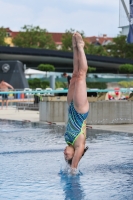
[0,106,133,134]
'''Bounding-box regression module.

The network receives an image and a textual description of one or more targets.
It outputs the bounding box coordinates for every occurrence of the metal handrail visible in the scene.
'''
[0,88,132,95]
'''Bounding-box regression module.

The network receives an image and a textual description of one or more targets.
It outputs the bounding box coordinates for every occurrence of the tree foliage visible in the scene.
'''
[85,43,108,56]
[37,64,55,72]
[61,29,85,51]
[13,25,56,49]
[88,66,96,73]
[61,28,108,56]
[119,64,133,73]
[105,35,133,59]
[0,27,6,46]
[55,81,67,89]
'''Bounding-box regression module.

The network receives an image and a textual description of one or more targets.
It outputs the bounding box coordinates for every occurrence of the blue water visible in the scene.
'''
[0,120,133,200]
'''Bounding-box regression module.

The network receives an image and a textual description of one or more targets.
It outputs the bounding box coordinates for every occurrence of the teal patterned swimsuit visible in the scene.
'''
[65,102,89,145]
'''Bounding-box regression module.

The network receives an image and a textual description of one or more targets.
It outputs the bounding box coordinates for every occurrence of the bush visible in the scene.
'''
[118,81,133,88]
[28,78,41,89]
[41,80,50,88]
[37,64,55,72]
[28,79,68,89]
[86,82,107,89]
[55,81,67,89]
[28,80,108,90]
[28,78,49,89]
[119,64,133,73]
[88,66,96,73]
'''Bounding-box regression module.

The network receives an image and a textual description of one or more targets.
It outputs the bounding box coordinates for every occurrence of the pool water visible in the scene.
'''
[0,120,133,200]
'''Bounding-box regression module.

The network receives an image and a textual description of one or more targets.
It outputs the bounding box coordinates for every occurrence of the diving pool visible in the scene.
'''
[0,120,133,200]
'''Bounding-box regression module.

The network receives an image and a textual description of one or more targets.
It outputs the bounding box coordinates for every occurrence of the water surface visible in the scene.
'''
[0,120,133,200]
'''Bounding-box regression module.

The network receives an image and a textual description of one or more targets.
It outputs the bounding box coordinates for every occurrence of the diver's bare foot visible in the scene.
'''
[75,32,84,50]
[72,34,77,49]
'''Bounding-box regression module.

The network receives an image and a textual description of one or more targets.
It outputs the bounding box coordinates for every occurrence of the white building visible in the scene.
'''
[119,0,130,35]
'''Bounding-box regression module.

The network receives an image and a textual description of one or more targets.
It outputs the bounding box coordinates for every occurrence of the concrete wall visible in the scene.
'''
[39,96,67,123]
[39,99,133,124]
[88,101,133,124]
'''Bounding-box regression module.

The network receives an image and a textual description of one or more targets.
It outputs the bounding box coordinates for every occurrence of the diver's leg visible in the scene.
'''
[73,33,89,113]
[6,99,8,109]
[67,34,79,104]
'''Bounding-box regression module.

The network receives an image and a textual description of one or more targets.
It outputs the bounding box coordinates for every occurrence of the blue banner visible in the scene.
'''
[127,0,133,43]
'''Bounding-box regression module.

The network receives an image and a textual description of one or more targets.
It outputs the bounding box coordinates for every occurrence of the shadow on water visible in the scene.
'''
[59,170,86,200]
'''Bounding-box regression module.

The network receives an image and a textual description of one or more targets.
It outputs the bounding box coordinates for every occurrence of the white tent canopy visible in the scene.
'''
[24,68,47,76]
[24,68,64,78]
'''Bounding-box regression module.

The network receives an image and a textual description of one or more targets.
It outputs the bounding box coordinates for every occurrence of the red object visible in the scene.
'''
[108,94,114,100]
[114,88,120,96]
[21,93,24,99]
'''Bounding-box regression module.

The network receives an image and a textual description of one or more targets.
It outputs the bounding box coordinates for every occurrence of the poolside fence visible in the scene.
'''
[0,88,133,125]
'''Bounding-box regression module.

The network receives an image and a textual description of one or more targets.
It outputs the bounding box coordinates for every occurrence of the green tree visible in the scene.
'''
[13,25,56,49]
[37,64,55,72]
[124,42,133,59]
[105,35,133,59]
[85,43,108,56]
[0,27,6,46]
[119,64,133,74]
[61,29,85,51]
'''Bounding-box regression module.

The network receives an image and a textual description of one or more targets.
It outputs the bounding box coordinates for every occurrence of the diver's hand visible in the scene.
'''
[69,167,77,175]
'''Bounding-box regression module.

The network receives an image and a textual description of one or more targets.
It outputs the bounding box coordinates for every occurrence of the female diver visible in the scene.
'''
[64,32,89,171]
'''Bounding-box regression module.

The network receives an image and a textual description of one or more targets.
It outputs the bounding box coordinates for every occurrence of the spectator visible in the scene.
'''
[108,94,114,100]
[0,80,14,109]
[62,73,71,87]
[114,87,121,100]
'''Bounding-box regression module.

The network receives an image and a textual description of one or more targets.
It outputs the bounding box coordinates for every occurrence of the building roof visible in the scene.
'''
[5,27,19,37]
[85,35,113,45]
[4,28,113,45]
[49,32,64,44]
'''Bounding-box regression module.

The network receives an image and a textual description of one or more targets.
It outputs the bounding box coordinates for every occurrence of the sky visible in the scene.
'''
[0,0,121,37]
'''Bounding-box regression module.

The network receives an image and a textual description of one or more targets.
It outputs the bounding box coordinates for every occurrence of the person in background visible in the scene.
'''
[64,32,89,174]
[0,80,14,109]
[114,88,121,100]
[62,72,71,87]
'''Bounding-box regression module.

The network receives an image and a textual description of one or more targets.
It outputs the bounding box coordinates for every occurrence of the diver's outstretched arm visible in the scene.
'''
[71,144,85,169]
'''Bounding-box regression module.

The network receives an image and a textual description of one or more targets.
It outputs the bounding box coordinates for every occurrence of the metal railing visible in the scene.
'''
[0,88,132,110]
[0,88,133,95]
